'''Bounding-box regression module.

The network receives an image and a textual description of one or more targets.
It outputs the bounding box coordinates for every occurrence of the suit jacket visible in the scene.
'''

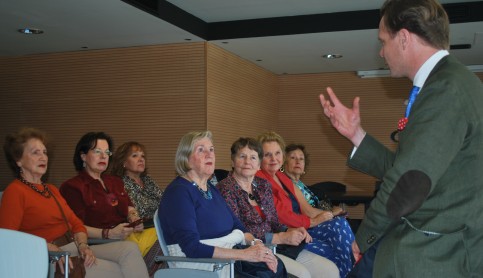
[349,55,483,277]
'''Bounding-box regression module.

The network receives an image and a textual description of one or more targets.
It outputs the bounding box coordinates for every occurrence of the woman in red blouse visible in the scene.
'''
[60,132,158,276]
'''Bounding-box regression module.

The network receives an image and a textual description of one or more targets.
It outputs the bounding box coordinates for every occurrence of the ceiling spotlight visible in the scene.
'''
[18,28,44,34]
[322,54,342,59]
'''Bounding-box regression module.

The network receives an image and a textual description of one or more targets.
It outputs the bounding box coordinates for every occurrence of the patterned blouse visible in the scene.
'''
[291,178,332,211]
[217,174,286,242]
[122,175,164,219]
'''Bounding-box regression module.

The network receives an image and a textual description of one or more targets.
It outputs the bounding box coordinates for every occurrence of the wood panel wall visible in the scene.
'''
[0,43,207,189]
[0,40,482,199]
[206,44,278,170]
[278,72,410,192]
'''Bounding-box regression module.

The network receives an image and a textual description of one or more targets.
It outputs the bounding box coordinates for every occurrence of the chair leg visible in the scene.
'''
[49,262,56,278]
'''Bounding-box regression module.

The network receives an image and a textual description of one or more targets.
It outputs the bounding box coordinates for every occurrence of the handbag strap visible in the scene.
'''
[48,187,82,253]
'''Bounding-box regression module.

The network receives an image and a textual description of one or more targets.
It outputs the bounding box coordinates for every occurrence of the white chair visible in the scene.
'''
[0,228,50,277]
[0,228,72,278]
[153,209,235,278]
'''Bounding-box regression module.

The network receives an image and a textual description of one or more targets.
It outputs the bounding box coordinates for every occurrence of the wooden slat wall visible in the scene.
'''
[206,44,278,170]
[0,39,481,198]
[277,72,411,192]
[0,43,207,189]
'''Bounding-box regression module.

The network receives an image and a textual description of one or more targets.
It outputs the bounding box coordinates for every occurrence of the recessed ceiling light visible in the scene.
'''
[322,54,342,59]
[18,28,44,35]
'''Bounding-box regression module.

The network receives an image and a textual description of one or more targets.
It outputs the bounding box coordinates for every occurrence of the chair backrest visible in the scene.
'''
[213,169,229,183]
[153,209,170,260]
[311,181,347,193]
[0,228,49,278]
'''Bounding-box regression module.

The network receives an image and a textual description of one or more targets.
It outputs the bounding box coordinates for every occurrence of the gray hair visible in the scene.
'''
[175,131,213,176]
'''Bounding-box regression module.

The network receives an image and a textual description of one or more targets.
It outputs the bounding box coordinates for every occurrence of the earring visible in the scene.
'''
[83,161,86,168]
[280,167,285,173]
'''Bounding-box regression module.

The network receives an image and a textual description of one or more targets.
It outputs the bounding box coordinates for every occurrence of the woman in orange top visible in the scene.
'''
[0,128,148,278]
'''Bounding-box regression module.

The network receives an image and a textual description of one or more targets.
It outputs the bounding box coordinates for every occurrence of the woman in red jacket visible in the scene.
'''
[256,131,355,278]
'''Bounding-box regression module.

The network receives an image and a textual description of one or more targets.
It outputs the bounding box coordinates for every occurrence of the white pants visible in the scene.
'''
[60,240,149,278]
[278,249,340,278]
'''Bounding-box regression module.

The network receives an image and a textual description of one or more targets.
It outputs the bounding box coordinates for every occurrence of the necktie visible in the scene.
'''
[397,86,420,131]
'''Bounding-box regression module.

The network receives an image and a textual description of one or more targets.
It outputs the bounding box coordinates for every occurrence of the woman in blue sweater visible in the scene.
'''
[158,131,281,276]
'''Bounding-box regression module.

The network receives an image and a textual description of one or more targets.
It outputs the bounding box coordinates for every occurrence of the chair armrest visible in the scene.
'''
[88,238,120,245]
[266,244,277,253]
[155,255,234,265]
[48,251,70,262]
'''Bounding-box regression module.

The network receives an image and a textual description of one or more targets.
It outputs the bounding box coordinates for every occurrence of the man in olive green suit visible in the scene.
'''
[320,0,483,276]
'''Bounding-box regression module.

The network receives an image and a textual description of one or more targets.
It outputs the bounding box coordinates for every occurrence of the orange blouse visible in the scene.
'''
[0,179,87,242]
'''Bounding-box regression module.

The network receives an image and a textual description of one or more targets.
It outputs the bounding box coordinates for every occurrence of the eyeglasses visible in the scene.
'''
[91,148,113,157]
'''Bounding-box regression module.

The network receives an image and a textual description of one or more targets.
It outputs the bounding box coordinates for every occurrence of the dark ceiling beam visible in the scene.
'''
[122,0,483,41]
[208,10,380,40]
[122,0,207,38]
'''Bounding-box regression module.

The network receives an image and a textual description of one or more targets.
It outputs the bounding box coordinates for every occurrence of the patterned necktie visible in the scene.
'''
[398,86,420,131]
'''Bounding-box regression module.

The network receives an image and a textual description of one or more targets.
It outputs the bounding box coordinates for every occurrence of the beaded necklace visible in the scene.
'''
[193,181,212,200]
[184,176,212,200]
[18,177,51,198]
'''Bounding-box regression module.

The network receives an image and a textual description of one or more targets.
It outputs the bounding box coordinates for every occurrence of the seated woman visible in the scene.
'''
[60,132,157,276]
[0,128,148,278]
[256,131,355,278]
[110,141,164,221]
[158,131,283,277]
[217,137,339,278]
[284,143,342,214]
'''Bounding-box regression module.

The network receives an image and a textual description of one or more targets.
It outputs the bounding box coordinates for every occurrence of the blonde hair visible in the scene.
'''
[257,131,286,155]
[175,131,213,176]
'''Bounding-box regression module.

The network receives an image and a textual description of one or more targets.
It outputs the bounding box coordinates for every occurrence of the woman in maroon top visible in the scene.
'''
[60,132,161,276]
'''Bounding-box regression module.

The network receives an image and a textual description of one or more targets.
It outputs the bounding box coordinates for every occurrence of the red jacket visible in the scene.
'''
[256,170,310,229]
[60,170,133,229]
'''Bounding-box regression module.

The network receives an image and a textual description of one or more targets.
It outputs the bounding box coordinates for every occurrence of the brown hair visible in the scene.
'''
[111,141,148,177]
[3,128,48,177]
[381,0,449,50]
[230,137,263,161]
[285,143,310,169]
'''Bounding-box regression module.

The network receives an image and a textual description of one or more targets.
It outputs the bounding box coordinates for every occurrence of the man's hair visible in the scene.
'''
[381,0,449,50]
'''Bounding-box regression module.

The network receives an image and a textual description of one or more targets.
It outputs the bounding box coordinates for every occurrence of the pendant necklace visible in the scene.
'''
[235,176,256,201]
[248,192,256,201]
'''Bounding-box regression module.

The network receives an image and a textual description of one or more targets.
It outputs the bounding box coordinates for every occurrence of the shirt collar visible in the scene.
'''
[413,50,449,88]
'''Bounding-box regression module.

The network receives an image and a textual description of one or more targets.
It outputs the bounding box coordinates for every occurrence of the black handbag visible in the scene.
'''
[232,244,287,278]
[276,242,306,260]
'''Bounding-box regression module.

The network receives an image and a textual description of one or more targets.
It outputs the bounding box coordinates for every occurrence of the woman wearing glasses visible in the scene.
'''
[60,132,157,276]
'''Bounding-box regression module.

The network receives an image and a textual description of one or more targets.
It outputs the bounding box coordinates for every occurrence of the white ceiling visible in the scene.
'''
[1,0,482,75]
